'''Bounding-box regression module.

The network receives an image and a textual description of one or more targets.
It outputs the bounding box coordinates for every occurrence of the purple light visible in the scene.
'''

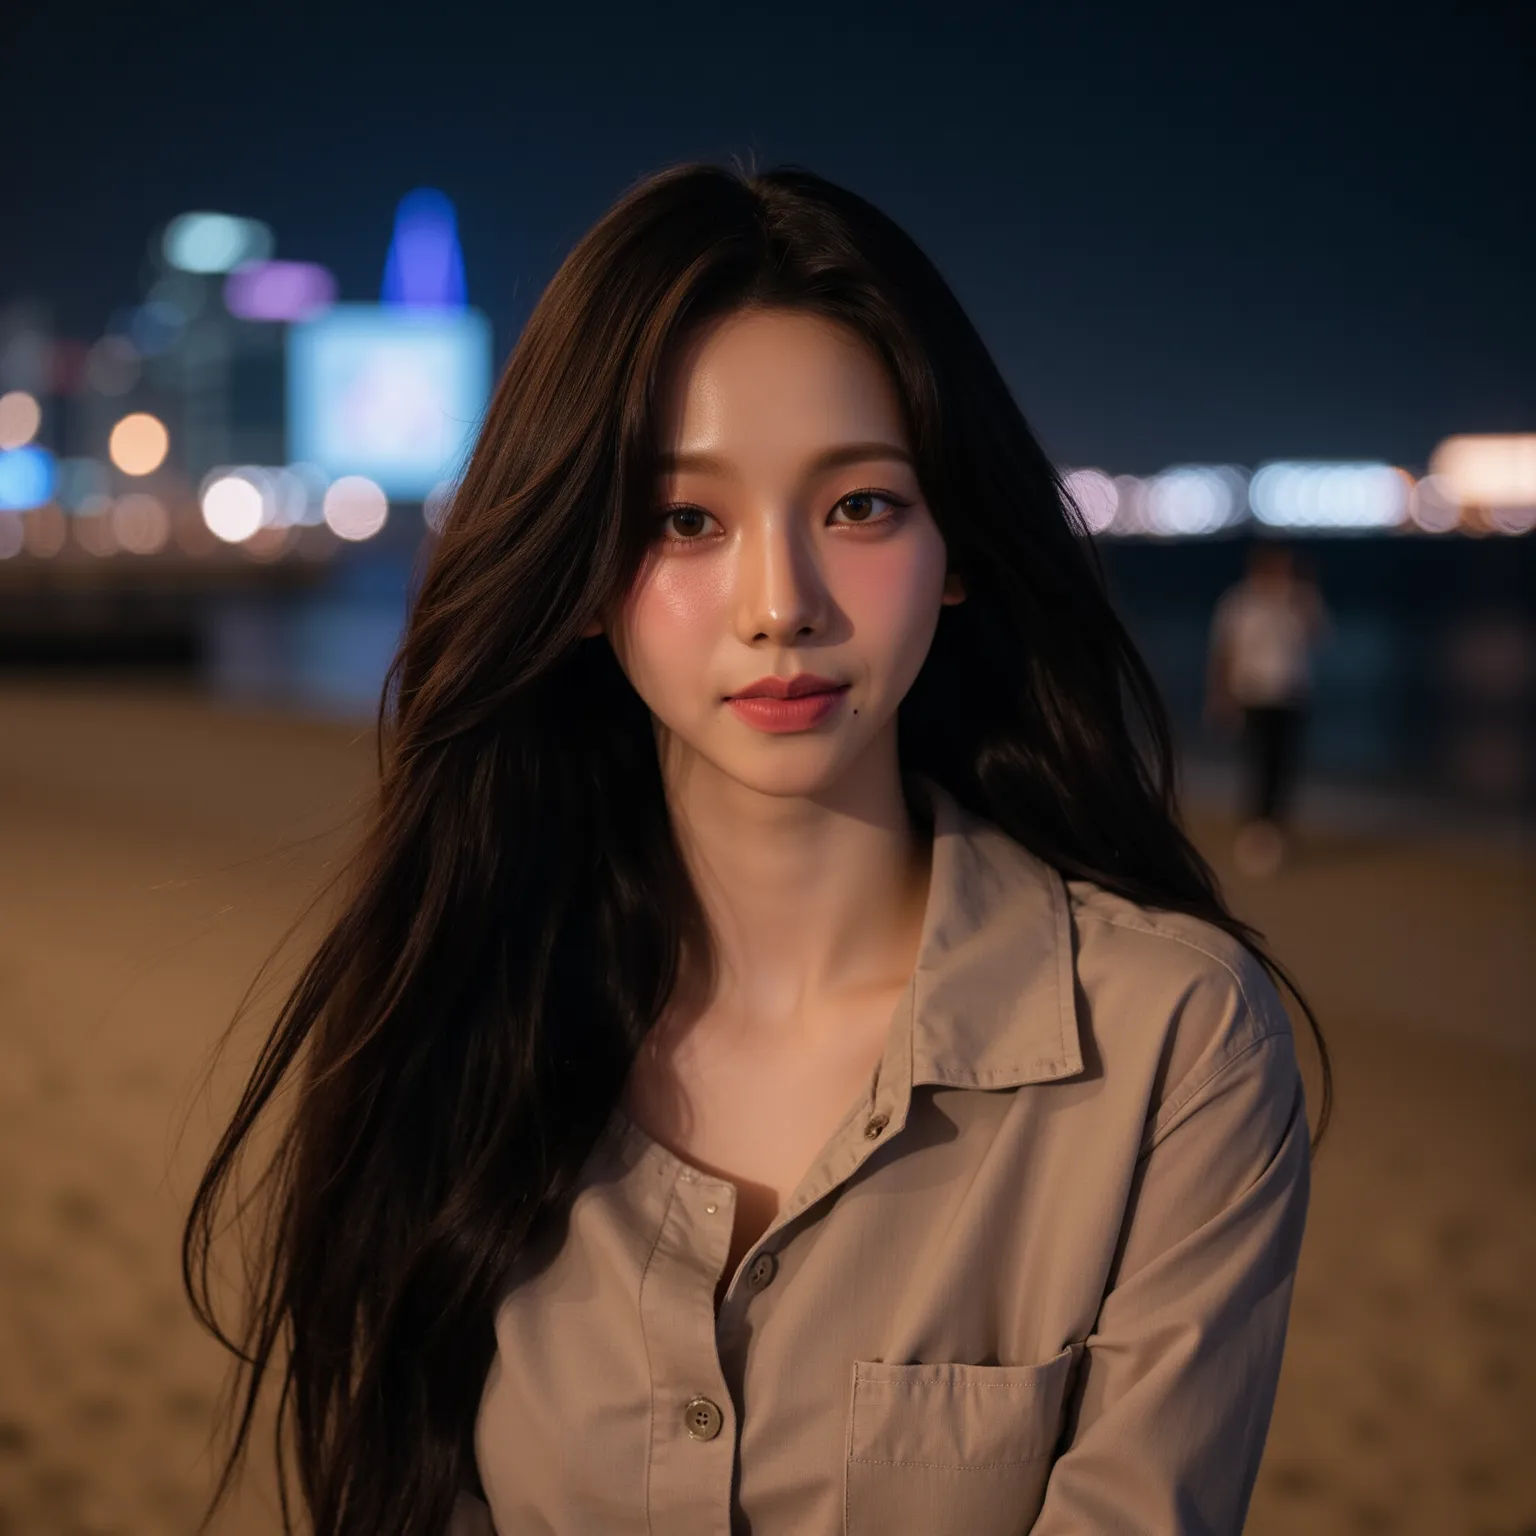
[224,261,338,323]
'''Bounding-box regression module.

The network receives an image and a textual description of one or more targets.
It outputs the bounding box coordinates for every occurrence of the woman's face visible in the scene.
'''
[595,307,963,801]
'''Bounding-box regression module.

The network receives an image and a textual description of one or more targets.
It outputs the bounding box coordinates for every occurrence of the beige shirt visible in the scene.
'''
[451,776,1311,1535]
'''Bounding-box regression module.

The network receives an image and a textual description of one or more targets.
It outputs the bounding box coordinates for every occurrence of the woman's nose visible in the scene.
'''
[734,521,830,642]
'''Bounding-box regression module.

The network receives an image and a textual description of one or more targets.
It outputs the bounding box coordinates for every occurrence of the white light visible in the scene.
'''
[0,390,41,450]
[1250,462,1408,529]
[1145,465,1245,536]
[1062,468,1118,535]
[202,474,265,542]
[322,475,388,541]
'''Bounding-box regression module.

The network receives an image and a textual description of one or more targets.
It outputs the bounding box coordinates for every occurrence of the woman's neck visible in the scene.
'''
[658,755,934,1045]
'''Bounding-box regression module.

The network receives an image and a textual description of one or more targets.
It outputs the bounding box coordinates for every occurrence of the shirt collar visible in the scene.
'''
[878,774,1084,1115]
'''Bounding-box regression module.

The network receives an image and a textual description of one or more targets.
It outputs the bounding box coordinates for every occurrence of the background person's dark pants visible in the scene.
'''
[1240,704,1305,825]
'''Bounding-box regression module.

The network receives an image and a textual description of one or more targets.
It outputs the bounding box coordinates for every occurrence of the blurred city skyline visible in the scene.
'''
[7,0,1531,473]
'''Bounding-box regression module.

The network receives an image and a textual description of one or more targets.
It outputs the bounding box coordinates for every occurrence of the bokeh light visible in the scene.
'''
[225,261,338,323]
[162,212,274,275]
[112,493,171,555]
[1487,503,1536,537]
[1250,462,1409,530]
[1111,474,1150,534]
[0,445,57,510]
[1061,468,1118,535]
[0,513,22,559]
[0,390,42,450]
[201,474,265,543]
[1429,434,1536,511]
[21,503,67,557]
[1146,465,1246,536]
[1408,474,1461,534]
[283,462,330,526]
[108,413,169,476]
[322,475,388,541]
[74,499,118,556]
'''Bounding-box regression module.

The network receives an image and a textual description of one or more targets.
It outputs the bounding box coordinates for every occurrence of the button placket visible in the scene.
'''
[639,1164,737,1524]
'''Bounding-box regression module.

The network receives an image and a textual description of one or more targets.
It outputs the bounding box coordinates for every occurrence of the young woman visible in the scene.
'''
[184,159,1331,1536]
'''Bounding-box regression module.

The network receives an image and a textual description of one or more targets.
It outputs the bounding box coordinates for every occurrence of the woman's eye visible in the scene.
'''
[655,506,717,541]
[831,490,905,526]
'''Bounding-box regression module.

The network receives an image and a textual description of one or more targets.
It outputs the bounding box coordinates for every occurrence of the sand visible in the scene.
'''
[0,680,1531,1535]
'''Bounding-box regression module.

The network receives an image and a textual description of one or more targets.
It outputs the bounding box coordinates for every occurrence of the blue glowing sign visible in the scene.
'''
[382,189,467,309]
[287,305,493,500]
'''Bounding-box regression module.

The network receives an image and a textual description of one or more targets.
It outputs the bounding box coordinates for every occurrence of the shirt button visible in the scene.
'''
[863,1113,889,1139]
[683,1396,724,1441]
[746,1251,778,1291]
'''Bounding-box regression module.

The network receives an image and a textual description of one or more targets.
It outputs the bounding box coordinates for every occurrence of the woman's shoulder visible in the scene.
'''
[1060,878,1299,1140]
[1064,880,1279,1005]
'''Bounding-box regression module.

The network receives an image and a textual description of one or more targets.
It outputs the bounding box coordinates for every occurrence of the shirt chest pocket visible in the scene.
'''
[843,1343,1081,1536]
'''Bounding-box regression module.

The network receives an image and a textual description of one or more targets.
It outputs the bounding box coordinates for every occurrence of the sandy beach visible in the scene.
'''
[0,680,1531,1535]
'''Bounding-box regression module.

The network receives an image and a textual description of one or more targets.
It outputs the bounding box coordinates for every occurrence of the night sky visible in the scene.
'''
[8,0,1532,473]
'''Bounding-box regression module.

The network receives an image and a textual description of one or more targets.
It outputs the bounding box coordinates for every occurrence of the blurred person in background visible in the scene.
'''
[1206,540,1331,877]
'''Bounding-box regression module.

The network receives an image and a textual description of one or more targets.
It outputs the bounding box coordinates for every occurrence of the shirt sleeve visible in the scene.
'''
[1029,1001,1311,1534]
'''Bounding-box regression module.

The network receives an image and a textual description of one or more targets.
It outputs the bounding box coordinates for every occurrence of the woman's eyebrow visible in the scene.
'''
[656,441,914,478]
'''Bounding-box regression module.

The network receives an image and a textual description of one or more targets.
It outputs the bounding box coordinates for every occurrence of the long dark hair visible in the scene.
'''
[183,158,1332,1535]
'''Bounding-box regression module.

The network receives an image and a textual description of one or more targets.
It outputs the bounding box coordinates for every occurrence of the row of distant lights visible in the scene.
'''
[0,389,454,552]
[0,466,426,561]
[199,464,383,542]
[0,466,449,562]
[1061,459,1534,538]
[6,386,1531,546]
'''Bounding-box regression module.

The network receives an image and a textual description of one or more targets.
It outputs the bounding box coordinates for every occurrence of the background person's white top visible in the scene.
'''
[1212,579,1328,707]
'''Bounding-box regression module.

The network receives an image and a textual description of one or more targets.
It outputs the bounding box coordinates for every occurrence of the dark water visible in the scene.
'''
[198,535,1535,812]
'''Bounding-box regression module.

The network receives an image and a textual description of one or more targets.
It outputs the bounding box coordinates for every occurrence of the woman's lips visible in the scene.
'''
[724,685,851,733]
